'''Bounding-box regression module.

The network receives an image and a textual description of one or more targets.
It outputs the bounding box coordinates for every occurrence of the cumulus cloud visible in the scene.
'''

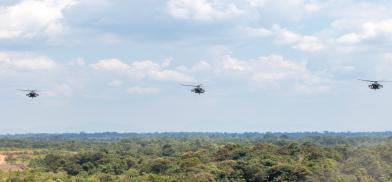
[167,0,242,21]
[161,58,172,68]
[336,19,392,45]
[0,0,77,39]
[246,0,321,21]
[238,25,324,52]
[236,26,273,37]
[221,55,251,72]
[91,59,130,71]
[272,25,302,44]
[304,3,320,12]
[127,86,160,94]
[167,0,320,22]
[336,33,361,44]
[272,25,324,51]
[220,55,311,81]
[0,52,56,71]
[108,80,123,87]
[246,0,268,8]
[294,36,324,51]
[129,60,193,82]
[219,54,331,94]
[176,60,213,74]
[91,59,193,82]
[250,55,316,83]
[191,61,213,72]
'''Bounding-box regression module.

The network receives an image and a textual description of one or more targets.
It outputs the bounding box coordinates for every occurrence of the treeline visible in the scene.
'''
[0,134,391,151]
[0,132,391,141]
[0,135,391,181]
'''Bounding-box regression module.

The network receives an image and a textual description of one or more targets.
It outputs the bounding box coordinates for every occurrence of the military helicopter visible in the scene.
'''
[358,79,390,90]
[18,89,42,98]
[181,84,205,95]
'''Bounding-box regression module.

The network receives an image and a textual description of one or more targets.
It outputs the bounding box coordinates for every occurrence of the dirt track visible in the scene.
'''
[0,154,6,165]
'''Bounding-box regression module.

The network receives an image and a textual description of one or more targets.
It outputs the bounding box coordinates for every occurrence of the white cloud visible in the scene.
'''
[272,25,324,51]
[304,3,320,12]
[108,80,123,87]
[336,33,361,44]
[246,0,321,21]
[294,36,324,51]
[13,57,55,70]
[219,54,331,94]
[238,25,324,52]
[91,59,130,71]
[221,55,250,72]
[127,86,160,94]
[191,60,213,72]
[130,60,193,82]
[272,25,302,44]
[130,60,161,73]
[250,55,309,82]
[175,60,213,74]
[167,0,321,21]
[252,55,331,94]
[247,0,268,8]
[91,59,193,82]
[162,58,172,68]
[336,19,392,45]
[151,70,191,81]
[167,0,242,21]
[237,26,273,37]
[0,0,77,39]
[0,52,56,71]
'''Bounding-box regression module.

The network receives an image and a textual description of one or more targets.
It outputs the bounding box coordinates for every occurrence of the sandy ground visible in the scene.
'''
[0,154,25,172]
[0,154,6,165]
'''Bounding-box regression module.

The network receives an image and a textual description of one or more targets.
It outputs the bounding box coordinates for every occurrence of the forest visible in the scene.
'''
[0,132,390,182]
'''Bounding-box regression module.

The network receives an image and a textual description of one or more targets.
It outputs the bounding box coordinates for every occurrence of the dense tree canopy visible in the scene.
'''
[0,133,390,181]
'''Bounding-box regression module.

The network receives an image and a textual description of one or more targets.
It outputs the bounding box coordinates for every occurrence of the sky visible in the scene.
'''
[1,0,392,133]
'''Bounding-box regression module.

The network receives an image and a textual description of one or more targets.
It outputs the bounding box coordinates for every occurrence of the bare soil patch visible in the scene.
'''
[0,153,25,172]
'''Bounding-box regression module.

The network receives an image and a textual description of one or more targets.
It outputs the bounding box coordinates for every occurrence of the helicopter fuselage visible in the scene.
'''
[191,87,205,94]
[27,92,39,98]
[369,83,383,90]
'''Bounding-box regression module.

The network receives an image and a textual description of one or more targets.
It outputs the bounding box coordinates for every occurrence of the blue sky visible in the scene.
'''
[1,0,392,133]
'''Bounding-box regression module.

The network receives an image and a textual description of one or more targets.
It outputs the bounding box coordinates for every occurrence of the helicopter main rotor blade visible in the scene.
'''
[358,79,376,82]
[180,84,198,87]
[17,89,34,92]
[358,79,392,83]
[17,89,45,92]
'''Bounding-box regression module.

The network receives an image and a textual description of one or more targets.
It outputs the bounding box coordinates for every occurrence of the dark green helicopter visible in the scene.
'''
[358,79,391,90]
[18,89,43,98]
[181,84,205,95]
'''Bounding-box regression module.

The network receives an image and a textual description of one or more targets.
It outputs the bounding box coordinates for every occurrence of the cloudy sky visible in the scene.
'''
[1,0,392,133]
